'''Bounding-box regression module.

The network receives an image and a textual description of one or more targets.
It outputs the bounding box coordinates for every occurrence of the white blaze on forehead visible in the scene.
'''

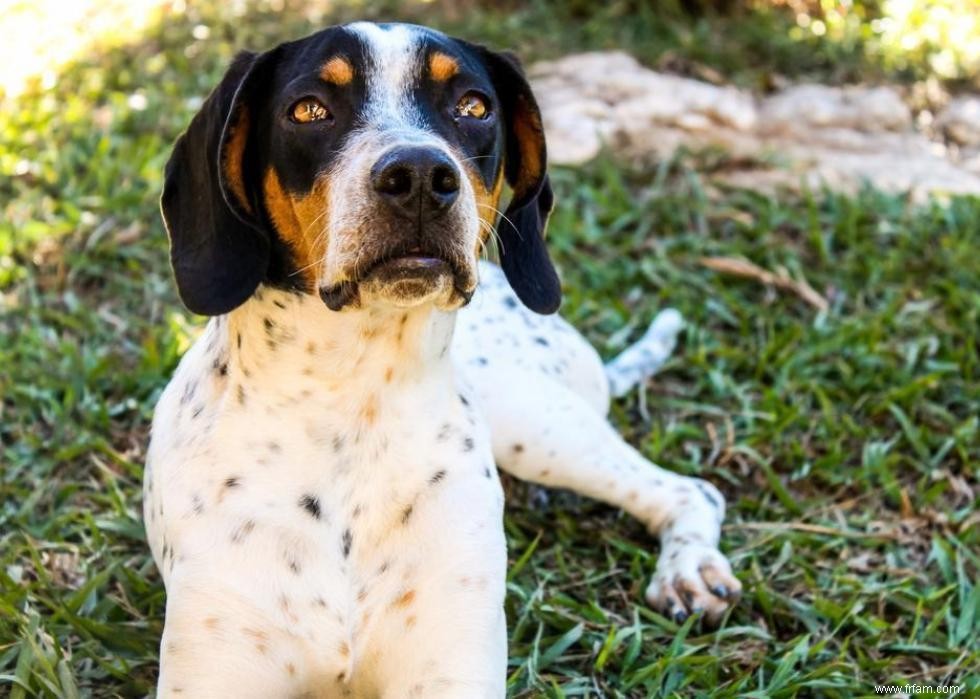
[347,22,424,129]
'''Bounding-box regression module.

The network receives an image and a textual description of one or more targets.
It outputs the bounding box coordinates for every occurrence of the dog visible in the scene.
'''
[144,21,740,697]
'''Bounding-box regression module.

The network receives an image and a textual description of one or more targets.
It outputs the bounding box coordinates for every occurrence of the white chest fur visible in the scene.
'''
[144,288,506,688]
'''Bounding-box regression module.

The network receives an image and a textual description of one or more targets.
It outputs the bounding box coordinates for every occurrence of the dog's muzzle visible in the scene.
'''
[319,145,475,312]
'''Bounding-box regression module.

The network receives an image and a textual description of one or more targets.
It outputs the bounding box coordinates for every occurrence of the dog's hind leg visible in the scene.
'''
[467,362,741,623]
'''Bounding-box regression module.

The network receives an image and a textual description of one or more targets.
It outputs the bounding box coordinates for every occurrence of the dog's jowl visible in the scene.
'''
[146,21,740,697]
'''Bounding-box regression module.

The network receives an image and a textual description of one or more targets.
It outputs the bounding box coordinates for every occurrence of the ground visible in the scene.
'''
[0,1,978,697]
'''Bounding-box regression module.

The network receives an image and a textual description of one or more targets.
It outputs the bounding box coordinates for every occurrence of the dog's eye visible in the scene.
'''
[290,98,331,124]
[454,93,489,120]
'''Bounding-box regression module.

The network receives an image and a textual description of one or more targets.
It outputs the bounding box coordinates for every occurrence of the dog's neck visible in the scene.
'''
[223,285,457,390]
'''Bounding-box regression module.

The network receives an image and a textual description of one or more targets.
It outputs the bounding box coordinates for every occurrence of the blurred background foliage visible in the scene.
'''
[3,0,980,99]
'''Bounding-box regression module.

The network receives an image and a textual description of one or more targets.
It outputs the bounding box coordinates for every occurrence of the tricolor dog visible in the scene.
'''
[145,21,740,697]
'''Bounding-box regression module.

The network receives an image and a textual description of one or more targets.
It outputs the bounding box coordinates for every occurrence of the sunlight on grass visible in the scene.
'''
[0,0,174,98]
[876,0,980,78]
[783,0,980,80]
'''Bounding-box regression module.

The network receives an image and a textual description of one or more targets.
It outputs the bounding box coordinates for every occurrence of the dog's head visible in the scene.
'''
[161,22,560,317]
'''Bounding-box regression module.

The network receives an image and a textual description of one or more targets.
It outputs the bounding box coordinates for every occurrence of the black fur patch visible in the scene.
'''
[299,494,321,519]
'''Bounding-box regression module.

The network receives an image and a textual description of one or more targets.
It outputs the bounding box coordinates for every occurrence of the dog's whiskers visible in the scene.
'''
[477,215,506,256]
[476,203,518,240]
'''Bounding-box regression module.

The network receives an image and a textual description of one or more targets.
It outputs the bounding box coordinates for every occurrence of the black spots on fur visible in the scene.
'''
[695,481,721,510]
[211,356,228,377]
[462,437,475,452]
[263,318,279,350]
[429,469,447,486]
[534,336,549,347]
[267,441,281,454]
[162,539,178,571]
[284,551,302,575]
[458,394,469,408]
[341,528,353,558]
[236,332,242,350]
[401,504,414,524]
[512,443,525,454]
[436,423,452,442]
[503,297,518,310]
[332,435,345,453]
[474,357,489,367]
[192,494,204,515]
[231,519,255,543]
[273,299,287,309]
[236,384,246,406]
[484,466,492,479]
[299,494,321,520]
[224,476,241,489]
[180,380,197,406]
[191,404,204,420]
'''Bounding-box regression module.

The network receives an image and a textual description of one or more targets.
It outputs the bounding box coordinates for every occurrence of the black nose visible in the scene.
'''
[371,146,460,221]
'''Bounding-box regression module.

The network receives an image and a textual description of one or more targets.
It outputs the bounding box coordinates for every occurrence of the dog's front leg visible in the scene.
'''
[155,585,315,698]
[372,538,509,698]
[470,367,742,622]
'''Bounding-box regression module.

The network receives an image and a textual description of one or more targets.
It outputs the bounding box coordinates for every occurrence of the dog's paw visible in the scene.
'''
[645,543,741,624]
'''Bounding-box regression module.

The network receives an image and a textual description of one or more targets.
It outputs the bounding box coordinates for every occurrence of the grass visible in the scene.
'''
[1,1,978,696]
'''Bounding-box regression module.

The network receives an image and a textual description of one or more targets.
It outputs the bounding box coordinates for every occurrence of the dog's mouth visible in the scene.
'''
[320,251,473,311]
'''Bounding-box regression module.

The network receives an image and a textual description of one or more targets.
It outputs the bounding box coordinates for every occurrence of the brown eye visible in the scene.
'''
[290,98,331,124]
[454,93,489,119]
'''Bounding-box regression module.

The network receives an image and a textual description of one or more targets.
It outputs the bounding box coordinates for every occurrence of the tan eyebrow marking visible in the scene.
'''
[428,52,459,82]
[320,56,354,85]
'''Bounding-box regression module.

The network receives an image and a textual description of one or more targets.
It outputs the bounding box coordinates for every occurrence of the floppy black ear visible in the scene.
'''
[481,49,561,314]
[161,50,273,316]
